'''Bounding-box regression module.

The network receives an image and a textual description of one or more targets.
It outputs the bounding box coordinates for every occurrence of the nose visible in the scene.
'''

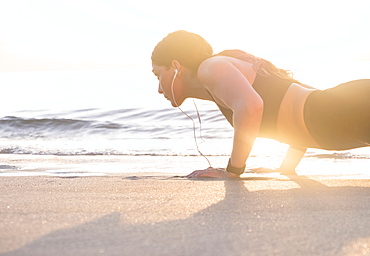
[158,84,163,94]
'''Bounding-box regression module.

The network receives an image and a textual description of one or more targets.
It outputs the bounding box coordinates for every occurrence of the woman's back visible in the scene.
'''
[212,70,292,139]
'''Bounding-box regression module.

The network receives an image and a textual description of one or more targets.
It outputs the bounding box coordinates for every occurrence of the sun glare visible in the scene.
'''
[0,0,370,71]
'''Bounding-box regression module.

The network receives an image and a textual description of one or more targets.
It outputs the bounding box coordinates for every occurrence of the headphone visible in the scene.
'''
[171,69,179,106]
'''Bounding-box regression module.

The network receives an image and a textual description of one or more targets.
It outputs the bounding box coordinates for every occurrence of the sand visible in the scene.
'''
[1,172,370,256]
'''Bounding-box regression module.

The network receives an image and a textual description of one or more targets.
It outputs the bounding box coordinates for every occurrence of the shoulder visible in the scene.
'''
[197,56,256,87]
[198,56,233,74]
[197,56,237,84]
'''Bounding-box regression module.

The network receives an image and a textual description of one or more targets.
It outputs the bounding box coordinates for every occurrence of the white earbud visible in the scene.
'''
[171,69,179,107]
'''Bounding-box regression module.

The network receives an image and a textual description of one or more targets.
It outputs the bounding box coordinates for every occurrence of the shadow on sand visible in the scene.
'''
[2,176,370,256]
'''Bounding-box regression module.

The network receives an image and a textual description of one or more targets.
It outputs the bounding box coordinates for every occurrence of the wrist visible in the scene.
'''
[226,158,246,175]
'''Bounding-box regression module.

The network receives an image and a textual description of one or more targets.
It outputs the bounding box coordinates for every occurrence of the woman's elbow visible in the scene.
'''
[249,104,263,122]
[245,98,264,117]
[234,99,264,121]
[252,99,264,114]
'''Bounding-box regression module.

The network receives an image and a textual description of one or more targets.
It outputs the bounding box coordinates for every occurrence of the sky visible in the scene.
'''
[1,0,370,72]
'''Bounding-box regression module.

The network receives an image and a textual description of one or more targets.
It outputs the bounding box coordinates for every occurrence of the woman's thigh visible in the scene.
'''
[305,79,370,150]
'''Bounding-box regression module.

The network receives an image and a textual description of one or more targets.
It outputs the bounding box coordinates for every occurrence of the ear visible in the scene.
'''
[171,60,181,73]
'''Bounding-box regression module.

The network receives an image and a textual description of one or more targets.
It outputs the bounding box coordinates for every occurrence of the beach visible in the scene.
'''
[1,156,370,256]
[1,66,370,256]
[1,1,370,253]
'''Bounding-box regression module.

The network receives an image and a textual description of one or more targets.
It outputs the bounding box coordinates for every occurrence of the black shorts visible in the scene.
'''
[304,79,370,150]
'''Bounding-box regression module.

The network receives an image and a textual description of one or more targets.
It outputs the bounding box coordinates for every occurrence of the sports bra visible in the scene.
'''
[214,73,292,138]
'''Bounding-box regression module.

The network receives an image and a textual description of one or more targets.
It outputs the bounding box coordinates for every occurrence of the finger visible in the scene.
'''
[195,171,218,178]
[192,169,227,178]
[279,169,297,175]
[187,170,214,178]
[186,172,197,178]
[248,168,260,173]
[186,170,206,178]
[185,170,197,177]
[249,167,276,173]
[186,167,215,178]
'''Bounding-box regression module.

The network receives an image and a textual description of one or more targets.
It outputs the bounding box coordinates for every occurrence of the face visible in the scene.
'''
[152,64,184,107]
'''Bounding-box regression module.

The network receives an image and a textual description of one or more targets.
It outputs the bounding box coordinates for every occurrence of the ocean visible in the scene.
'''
[0,63,369,177]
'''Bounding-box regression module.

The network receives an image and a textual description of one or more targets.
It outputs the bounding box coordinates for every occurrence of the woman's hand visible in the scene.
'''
[249,167,276,173]
[250,167,297,175]
[186,167,239,179]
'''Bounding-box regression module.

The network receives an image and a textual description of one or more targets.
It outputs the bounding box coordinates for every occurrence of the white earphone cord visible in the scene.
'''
[171,71,212,167]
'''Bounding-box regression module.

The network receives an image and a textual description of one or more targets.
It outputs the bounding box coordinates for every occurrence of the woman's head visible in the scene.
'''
[151,30,213,72]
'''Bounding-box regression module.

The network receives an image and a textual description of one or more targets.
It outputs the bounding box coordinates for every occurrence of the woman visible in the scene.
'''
[151,30,370,178]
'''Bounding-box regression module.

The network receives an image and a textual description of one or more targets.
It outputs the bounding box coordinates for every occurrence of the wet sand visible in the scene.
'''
[1,173,370,256]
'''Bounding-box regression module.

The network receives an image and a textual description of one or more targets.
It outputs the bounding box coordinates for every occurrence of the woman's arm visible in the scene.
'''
[278,146,306,174]
[188,58,263,178]
[250,145,306,175]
